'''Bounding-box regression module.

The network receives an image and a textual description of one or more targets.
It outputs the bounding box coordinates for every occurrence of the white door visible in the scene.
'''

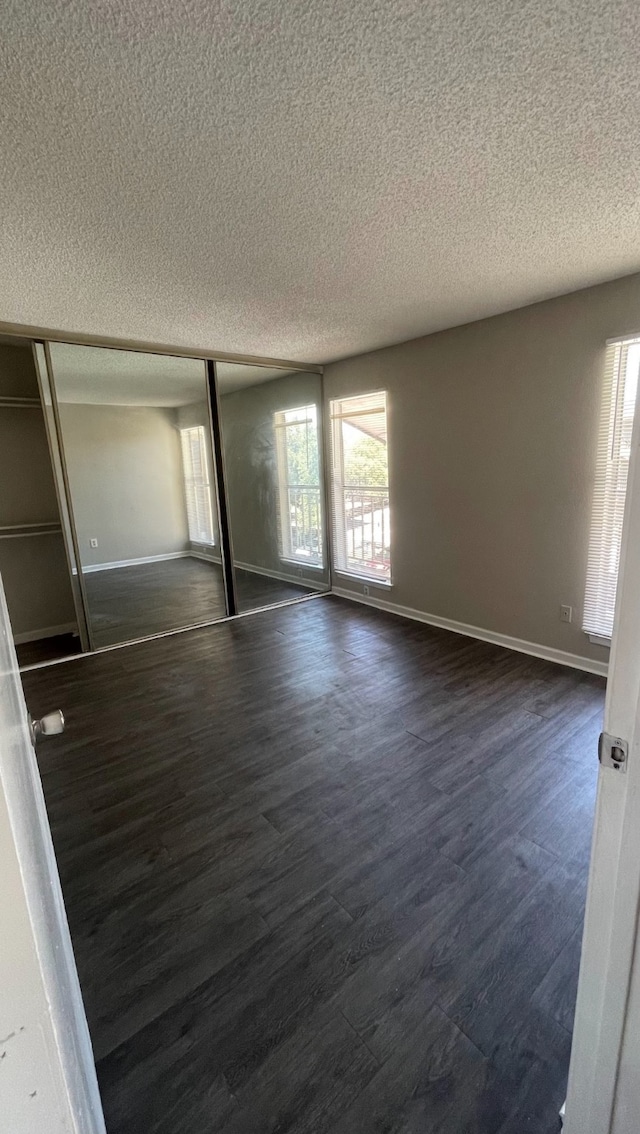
[564,382,640,1132]
[0,577,105,1133]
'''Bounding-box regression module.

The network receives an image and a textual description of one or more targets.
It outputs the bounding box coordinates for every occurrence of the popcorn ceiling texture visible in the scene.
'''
[1,0,639,363]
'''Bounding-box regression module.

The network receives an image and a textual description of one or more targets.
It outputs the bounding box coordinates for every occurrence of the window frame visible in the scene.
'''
[179,424,216,547]
[329,390,392,585]
[273,404,324,569]
[583,336,640,643]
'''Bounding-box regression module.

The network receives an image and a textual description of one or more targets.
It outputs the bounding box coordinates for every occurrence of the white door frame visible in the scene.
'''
[564,379,640,1132]
[0,580,105,1133]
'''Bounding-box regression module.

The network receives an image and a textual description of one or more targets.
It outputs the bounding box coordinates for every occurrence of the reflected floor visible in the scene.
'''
[235,567,319,614]
[84,557,317,647]
[17,632,82,669]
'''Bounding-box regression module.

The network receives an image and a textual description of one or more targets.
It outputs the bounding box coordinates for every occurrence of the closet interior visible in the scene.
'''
[0,336,79,666]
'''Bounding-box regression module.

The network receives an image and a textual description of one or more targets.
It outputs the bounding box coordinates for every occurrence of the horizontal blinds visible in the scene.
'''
[330,392,388,445]
[180,426,215,545]
[329,391,391,581]
[583,340,640,638]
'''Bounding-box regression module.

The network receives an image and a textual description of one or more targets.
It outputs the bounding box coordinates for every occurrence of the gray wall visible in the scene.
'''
[0,344,76,638]
[324,272,640,665]
[58,403,189,568]
[219,371,329,586]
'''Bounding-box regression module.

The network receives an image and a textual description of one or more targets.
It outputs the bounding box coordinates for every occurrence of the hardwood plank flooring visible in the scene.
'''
[22,596,605,1133]
[82,556,318,646]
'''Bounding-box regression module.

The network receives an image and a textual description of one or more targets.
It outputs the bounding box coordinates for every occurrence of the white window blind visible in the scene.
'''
[583,338,640,639]
[274,405,323,566]
[329,391,391,582]
[180,426,215,545]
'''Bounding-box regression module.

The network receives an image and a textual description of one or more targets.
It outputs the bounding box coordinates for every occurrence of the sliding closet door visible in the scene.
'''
[47,343,229,648]
[215,363,330,613]
[32,342,91,654]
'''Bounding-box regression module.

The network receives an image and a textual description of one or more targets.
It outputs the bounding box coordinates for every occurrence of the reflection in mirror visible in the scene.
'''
[48,343,226,647]
[216,364,329,614]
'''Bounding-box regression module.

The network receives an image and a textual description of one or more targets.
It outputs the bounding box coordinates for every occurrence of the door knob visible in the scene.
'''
[30,710,65,743]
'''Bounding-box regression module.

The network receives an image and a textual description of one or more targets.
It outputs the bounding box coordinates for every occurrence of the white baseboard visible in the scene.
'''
[189,549,222,565]
[331,587,609,677]
[235,560,327,592]
[14,622,78,645]
[81,551,190,574]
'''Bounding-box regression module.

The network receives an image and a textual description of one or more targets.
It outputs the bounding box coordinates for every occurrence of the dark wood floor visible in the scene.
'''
[83,557,317,646]
[23,597,605,1134]
[16,631,81,668]
[234,567,319,614]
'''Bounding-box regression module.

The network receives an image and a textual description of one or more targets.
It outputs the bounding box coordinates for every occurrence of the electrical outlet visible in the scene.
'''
[363,585,370,597]
[560,604,572,623]
[90,538,98,548]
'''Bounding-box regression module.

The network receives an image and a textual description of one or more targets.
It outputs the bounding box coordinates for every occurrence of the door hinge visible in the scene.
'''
[598,732,628,773]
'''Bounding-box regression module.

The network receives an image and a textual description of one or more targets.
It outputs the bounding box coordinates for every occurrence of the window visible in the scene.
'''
[180,426,215,545]
[583,338,640,640]
[274,405,323,565]
[329,391,391,581]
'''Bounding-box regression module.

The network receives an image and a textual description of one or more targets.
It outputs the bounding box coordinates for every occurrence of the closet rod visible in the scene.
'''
[0,396,41,408]
[0,523,62,539]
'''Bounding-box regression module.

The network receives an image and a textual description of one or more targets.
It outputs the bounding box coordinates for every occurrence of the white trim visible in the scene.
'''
[189,548,222,565]
[334,569,393,588]
[81,551,190,573]
[564,341,640,1134]
[606,332,640,345]
[0,582,106,1133]
[588,633,612,648]
[235,560,328,592]
[280,557,325,572]
[13,622,77,645]
[332,587,609,677]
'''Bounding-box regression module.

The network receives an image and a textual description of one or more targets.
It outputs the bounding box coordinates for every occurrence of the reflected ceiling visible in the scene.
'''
[50,344,298,405]
[50,345,207,406]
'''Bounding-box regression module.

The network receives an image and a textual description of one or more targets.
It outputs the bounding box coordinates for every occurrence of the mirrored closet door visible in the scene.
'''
[216,363,330,613]
[47,343,228,649]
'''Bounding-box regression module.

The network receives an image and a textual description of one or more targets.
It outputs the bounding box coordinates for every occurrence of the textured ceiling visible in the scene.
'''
[49,343,293,403]
[50,344,207,405]
[1,0,640,364]
[215,363,296,394]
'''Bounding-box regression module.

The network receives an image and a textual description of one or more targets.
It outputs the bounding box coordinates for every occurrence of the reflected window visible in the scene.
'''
[180,426,215,545]
[274,405,323,566]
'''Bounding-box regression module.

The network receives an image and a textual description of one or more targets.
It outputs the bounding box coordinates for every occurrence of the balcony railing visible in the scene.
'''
[343,486,390,577]
[284,485,323,564]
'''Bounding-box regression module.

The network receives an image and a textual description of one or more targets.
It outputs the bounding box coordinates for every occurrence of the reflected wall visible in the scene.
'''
[217,363,329,613]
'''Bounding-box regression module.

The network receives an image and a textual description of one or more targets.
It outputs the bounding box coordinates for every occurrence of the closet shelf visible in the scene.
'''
[0,396,41,408]
[0,522,62,540]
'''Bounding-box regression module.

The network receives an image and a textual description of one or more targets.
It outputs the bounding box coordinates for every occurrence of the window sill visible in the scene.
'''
[586,632,612,648]
[334,570,393,589]
[280,558,325,571]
